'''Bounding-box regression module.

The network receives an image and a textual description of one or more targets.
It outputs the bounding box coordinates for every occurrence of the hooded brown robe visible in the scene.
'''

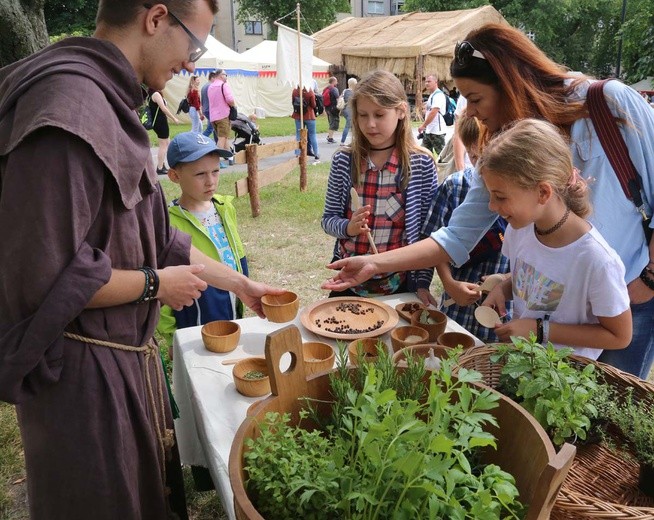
[0,37,191,519]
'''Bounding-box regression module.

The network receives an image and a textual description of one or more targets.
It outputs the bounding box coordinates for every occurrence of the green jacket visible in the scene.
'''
[156,194,247,346]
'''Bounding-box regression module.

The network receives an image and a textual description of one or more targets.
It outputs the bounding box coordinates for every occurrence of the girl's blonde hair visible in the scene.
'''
[349,70,432,188]
[477,119,591,218]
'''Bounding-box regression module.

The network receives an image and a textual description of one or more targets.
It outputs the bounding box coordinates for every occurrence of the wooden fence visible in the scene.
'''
[232,128,309,217]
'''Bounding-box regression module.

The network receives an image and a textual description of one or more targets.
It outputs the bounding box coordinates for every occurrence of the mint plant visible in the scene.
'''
[491,334,599,446]
[243,347,525,519]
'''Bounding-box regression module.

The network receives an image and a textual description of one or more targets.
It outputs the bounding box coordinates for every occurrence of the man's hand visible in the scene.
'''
[157,264,208,310]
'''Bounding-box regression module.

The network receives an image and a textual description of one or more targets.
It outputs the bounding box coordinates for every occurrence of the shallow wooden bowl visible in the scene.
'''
[302,342,335,376]
[394,301,427,322]
[233,358,271,397]
[261,291,300,323]
[410,309,447,342]
[201,320,241,353]
[389,325,429,352]
[347,338,387,366]
[392,344,452,369]
[437,331,476,350]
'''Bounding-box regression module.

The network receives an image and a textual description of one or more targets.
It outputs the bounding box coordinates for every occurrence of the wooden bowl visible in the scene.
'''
[347,338,387,366]
[302,342,335,376]
[437,331,476,350]
[389,325,429,353]
[392,344,452,369]
[232,358,271,397]
[201,320,241,353]
[410,309,447,342]
[261,291,300,323]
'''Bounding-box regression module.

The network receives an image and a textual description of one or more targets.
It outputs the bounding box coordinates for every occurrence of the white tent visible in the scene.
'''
[164,38,332,120]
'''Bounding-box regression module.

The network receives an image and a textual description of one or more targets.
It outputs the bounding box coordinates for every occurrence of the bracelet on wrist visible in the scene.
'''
[536,318,543,344]
[640,268,654,292]
[542,314,551,344]
[134,266,159,303]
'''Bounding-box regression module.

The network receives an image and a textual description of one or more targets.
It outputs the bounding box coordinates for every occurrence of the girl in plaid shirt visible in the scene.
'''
[321,70,437,303]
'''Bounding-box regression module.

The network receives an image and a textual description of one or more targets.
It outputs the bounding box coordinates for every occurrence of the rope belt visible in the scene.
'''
[63,332,174,489]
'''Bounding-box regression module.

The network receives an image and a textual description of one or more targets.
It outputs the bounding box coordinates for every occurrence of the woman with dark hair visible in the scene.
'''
[323,23,654,379]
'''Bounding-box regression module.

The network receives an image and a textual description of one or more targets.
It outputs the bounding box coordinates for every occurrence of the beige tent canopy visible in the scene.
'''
[314,6,506,83]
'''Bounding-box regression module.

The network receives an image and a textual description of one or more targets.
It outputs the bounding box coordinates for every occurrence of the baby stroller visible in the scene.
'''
[231,113,261,153]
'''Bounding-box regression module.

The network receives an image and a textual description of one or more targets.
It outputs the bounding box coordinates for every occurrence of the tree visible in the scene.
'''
[0,0,48,68]
[44,0,96,37]
[236,0,350,38]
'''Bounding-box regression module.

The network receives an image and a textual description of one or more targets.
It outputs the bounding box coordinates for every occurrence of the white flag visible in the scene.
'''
[276,23,314,89]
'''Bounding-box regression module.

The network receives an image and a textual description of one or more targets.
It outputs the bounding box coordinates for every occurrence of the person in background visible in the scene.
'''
[424,115,510,342]
[339,77,358,145]
[291,85,319,165]
[201,70,217,139]
[324,76,340,143]
[479,119,631,357]
[0,1,285,518]
[322,70,437,304]
[149,88,180,174]
[417,74,447,155]
[157,132,246,346]
[208,68,234,163]
[322,23,654,379]
[186,74,203,133]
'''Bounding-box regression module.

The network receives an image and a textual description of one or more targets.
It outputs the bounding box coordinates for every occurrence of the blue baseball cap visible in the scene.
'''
[167,132,233,168]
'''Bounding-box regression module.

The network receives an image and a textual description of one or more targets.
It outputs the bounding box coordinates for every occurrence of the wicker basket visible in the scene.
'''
[457,345,654,519]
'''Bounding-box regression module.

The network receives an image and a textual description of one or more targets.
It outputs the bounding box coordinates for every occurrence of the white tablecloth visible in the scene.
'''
[172,293,482,519]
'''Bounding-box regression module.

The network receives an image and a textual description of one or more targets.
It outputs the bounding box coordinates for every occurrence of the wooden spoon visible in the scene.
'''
[222,355,264,366]
[350,187,379,254]
[474,306,502,328]
[442,273,506,307]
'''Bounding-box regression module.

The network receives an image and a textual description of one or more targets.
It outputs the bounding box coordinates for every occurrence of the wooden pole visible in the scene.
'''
[297,3,303,129]
[415,54,424,122]
[245,143,260,217]
[299,127,307,191]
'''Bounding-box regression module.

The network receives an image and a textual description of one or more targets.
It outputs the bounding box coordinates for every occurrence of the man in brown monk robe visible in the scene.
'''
[0,1,284,518]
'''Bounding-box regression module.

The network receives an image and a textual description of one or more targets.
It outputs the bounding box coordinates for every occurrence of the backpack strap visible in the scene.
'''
[587,79,649,222]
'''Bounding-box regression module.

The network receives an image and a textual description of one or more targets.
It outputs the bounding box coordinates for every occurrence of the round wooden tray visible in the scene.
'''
[300,297,399,340]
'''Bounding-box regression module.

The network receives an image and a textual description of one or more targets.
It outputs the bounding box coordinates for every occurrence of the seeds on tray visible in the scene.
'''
[312,302,384,334]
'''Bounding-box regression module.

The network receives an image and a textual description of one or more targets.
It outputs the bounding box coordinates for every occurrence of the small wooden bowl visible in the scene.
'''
[261,291,300,323]
[392,344,452,370]
[410,309,447,342]
[437,331,476,350]
[232,358,271,397]
[389,325,429,353]
[201,320,241,353]
[347,338,387,366]
[302,342,335,376]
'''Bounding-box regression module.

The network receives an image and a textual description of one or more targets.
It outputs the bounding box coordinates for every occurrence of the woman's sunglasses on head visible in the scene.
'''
[454,41,487,66]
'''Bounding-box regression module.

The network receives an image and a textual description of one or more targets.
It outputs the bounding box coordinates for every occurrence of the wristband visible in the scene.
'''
[536,318,543,344]
[134,267,159,303]
[542,314,551,345]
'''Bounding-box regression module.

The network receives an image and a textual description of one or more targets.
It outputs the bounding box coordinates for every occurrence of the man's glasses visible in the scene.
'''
[143,3,207,63]
[454,41,486,66]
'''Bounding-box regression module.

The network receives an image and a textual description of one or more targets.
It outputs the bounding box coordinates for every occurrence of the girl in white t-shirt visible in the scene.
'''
[479,119,632,359]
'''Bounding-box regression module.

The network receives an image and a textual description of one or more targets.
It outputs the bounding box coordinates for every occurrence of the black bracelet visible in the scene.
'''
[536,318,543,344]
[640,268,654,292]
[134,267,159,303]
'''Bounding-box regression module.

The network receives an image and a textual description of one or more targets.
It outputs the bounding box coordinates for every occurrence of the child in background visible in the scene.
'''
[423,115,510,342]
[480,119,631,358]
[321,70,437,303]
[156,132,248,346]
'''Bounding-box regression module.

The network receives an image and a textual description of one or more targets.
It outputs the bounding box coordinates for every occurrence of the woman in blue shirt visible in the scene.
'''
[323,23,654,379]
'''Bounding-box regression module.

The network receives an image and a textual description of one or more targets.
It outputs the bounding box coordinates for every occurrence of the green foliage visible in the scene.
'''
[491,334,599,446]
[45,0,97,38]
[236,0,349,38]
[244,348,525,519]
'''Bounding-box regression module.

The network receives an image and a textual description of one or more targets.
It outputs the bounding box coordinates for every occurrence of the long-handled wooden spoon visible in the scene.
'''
[221,355,264,366]
[350,187,379,254]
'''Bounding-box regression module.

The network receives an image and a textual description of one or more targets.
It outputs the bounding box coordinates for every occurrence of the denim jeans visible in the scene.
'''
[598,296,654,379]
[202,110,214,138]
[189,107,202,133]
[295,119,318,159]
[341,110,351,144]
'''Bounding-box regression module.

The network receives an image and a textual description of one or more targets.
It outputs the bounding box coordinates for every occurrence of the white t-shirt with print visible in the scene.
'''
[502,223,629,360]
[425,89,446,135]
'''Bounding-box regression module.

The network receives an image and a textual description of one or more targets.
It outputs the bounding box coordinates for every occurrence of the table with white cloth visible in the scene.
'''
[172,293,483,519]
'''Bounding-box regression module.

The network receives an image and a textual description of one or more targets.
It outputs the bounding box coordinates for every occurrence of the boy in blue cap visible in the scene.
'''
[157,132,247,346]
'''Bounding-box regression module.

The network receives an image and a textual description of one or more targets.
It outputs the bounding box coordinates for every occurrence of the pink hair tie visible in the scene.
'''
[568,167,581,186]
